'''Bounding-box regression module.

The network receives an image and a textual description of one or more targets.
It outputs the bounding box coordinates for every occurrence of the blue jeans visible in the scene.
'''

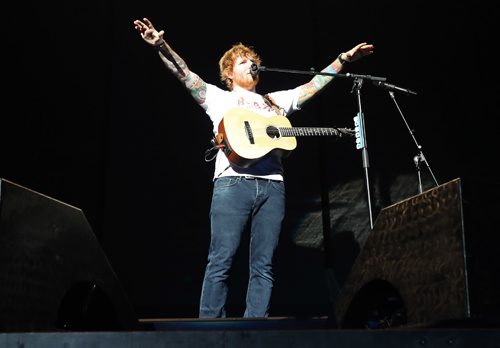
[199,176,285,318]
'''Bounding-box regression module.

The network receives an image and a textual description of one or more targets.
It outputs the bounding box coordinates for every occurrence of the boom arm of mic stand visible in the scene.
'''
[259,66,387,82]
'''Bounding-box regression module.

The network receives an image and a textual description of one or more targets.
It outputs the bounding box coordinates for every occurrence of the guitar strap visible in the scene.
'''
[263,94,284,116]
[205,135,224,162]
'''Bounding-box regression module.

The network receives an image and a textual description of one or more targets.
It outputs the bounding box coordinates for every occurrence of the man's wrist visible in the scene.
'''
[337,53,348,65]
[155,41,166,50]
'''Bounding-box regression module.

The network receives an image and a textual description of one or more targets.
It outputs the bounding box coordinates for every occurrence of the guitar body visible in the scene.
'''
[217,108,297,168]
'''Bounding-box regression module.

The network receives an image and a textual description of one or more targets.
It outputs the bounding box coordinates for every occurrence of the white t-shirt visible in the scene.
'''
[201,84,301,181]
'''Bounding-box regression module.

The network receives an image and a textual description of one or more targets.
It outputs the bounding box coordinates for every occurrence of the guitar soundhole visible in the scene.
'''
[266,126,280,139]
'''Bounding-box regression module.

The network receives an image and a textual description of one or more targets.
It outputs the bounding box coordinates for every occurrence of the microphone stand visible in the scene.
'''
[259,66,386,230]
[387,91,439,193]
[352,77,374,229]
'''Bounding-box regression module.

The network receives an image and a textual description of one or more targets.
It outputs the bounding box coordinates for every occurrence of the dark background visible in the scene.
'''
[2,1,497,319]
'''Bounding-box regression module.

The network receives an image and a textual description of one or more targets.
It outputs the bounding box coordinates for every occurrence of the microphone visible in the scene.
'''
[373,81,417,96]
[250,63,260,77]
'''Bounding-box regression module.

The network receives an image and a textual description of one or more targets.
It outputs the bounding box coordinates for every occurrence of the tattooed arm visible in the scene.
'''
[133,17,207,105]
[296,42,374,108]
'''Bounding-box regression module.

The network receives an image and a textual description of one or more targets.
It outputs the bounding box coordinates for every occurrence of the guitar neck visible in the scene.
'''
[279,127,353,137]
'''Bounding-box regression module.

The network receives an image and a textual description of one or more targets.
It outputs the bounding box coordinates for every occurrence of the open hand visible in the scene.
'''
[344,42,374,63]
[133,17,164,46]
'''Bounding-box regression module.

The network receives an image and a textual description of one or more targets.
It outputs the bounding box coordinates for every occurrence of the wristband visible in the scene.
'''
[337,53,348,65]
[155,41,166,50]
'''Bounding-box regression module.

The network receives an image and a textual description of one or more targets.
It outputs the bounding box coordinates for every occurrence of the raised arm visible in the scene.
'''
[296,42,374,108]
[133,17,207,105]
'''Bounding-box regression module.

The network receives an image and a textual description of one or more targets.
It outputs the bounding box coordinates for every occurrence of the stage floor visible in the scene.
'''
[1,317,499,348]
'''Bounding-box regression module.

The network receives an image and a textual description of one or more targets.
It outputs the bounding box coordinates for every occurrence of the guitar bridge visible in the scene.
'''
[244,121,255,144]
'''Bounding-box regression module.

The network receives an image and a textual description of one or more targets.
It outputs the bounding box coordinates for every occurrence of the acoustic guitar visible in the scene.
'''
[214,107,353,168]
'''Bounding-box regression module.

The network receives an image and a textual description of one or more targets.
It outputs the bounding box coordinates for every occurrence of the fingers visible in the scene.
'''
[356,42,373,53]
[143,17,153,28]
[133,18,160,38]
[361,44,374,55]
[133,19,147,32]
[345,42,374,62]
[354,43,374,55]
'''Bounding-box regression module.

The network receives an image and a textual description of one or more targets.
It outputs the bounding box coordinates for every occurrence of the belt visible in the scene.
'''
[242,176,282,183]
